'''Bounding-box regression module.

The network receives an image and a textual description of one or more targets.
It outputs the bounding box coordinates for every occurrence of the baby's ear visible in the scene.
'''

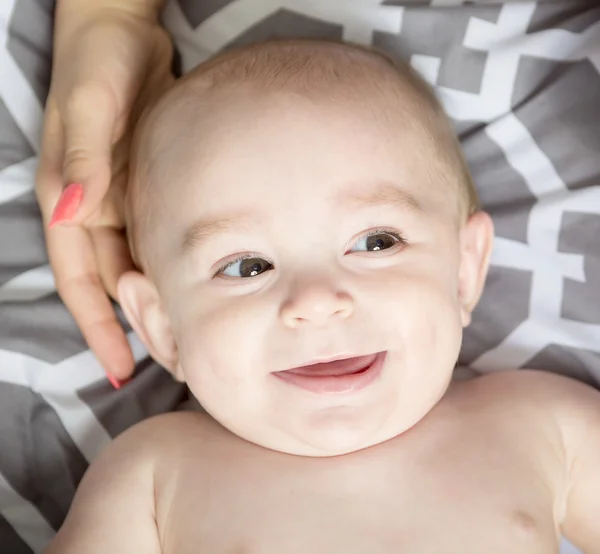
[458,211,494,327]
[117,271,184,381]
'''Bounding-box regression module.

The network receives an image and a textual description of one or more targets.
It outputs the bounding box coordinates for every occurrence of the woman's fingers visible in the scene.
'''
[37,95,135,383]
[35,9,174,380]
[90,225,135,301]
[46,223,135,383]
[36,99,65,225]
[53,84,117,226]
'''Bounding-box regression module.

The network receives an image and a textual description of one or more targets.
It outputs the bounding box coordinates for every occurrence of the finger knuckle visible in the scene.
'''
[67,83,114,116]
[55,272,103,302]
[62,145,95,178]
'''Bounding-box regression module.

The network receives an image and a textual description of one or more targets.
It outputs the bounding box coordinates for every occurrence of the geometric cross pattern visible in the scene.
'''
[1,1,599,552]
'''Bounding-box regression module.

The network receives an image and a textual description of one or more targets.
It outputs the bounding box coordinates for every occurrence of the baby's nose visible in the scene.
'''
[280,285,354,328]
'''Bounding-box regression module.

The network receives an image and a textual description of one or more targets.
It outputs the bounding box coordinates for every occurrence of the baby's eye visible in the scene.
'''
[217,256,274,278]
[348,230,404,253]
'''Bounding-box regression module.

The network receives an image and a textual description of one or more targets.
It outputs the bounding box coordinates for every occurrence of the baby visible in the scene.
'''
[46,40,600,553]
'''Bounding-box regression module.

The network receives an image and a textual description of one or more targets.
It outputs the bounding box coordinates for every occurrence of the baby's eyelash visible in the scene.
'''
[362,228,408,245]
[213,254,255,278]
[212,229,407,278]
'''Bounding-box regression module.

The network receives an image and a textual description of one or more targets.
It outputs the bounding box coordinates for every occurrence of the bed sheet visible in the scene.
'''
[1,0,599,552]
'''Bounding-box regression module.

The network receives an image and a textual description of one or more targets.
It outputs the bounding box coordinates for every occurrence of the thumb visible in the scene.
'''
[51,86,117,227]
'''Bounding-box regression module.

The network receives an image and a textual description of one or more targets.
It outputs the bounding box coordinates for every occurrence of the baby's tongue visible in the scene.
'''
[285,354,376,377]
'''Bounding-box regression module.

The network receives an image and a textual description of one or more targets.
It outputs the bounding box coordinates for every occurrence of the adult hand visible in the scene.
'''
[36,1,174,386]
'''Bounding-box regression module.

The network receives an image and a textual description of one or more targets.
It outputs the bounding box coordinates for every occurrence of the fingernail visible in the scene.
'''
[105,370,129,390]
[49,183,83,228]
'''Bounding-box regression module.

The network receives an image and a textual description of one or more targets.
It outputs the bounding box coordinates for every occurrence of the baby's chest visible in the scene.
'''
[162,444,560,554]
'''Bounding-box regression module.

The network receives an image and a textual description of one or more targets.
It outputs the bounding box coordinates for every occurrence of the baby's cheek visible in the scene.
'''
[176,297,268,381]
[392,272,463,351]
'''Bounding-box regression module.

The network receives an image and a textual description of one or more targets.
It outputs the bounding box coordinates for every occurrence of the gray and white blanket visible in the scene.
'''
[0,1,599,552]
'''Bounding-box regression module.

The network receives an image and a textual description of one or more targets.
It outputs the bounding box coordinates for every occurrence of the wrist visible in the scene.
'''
[56,0,164,24]
[53,0,165,56]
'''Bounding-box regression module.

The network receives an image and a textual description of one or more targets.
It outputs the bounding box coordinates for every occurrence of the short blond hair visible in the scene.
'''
[127,39,478,272]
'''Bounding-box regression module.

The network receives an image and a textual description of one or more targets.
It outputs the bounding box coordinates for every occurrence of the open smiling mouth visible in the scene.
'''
[273,352,386,394]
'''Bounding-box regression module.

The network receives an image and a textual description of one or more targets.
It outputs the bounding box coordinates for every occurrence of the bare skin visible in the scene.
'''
[46,370,600,554]
[37,0,171,383]
[45,43,600,554]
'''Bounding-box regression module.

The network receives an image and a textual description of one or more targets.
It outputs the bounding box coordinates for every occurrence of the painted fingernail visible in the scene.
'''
[105,370,129,390]
[49,183,83,228]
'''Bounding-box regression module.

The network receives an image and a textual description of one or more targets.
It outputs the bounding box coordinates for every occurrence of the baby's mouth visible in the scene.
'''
[284,354,378,377]
[273,352,386,394]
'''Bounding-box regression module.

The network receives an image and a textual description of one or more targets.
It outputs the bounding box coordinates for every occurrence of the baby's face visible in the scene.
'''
[129,86,488,456]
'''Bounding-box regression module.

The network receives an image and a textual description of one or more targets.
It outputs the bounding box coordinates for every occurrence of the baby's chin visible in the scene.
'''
[231,405,408,458]
[253,422,407,458]
[287,429,398,458]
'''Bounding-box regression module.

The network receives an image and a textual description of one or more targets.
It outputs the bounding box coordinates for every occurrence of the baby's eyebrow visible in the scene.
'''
[181,213,254,255]
[181,183,420,255]
[337,182,422,213]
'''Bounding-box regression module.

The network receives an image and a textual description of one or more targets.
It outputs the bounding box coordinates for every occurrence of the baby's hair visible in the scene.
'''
[127,39,478,273]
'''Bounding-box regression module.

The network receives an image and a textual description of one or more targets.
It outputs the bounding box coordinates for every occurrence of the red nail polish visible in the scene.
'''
[49,183,83,228]
[105,370,129,390]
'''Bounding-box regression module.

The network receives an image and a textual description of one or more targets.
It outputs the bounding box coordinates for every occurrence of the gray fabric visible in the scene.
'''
[0,1,598,552]
[0,99,33,171]
[559,211,600,325]
[5,0,53,103]
[0,514,33,554]
[0,383,87,530]
[0,191,45,288]
[374,6,502,93]
[78,358,188,439]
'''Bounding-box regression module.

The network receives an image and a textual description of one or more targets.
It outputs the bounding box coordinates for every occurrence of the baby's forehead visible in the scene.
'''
[128,41,475,272]
[145,43,430,129]
[138,54,436,185]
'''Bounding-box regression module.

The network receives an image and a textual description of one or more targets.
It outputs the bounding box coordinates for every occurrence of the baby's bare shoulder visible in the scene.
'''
[454,369,594,405]
[449,369,600,440]
[458,370,600,550]
[45,413,217,554]
[117,410,224,455]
